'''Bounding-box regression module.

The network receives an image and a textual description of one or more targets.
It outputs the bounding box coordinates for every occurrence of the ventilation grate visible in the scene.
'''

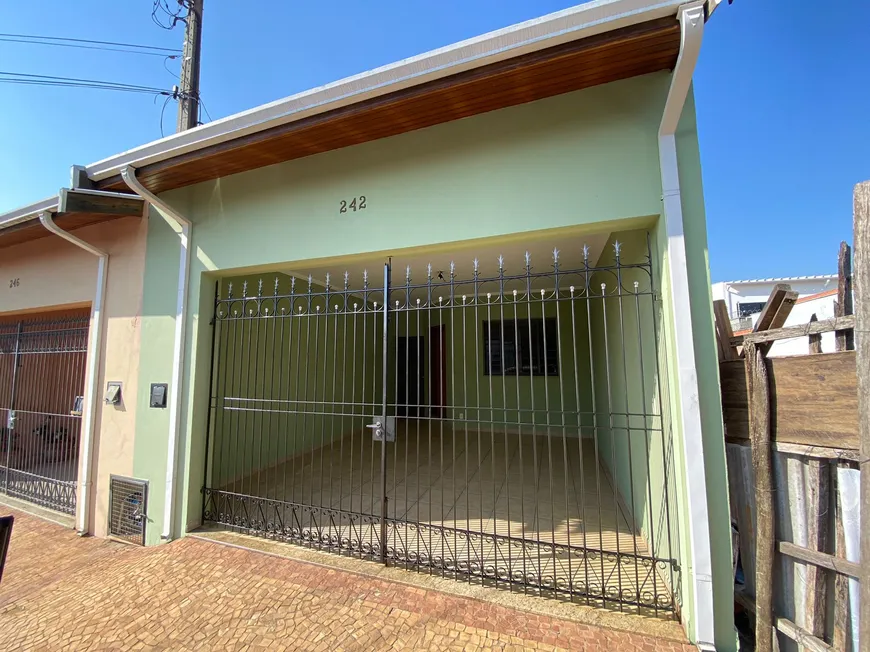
[108,476,147,545]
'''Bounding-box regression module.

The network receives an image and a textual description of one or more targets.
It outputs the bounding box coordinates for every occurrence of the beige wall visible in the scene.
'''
[0,216,148,536]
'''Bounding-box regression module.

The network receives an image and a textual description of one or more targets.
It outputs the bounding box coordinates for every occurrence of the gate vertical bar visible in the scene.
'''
[4,323,22,494]
[201,281,220,521]
[380,262,390,563]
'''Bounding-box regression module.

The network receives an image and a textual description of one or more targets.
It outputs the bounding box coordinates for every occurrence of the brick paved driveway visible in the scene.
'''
[0,508,694,651]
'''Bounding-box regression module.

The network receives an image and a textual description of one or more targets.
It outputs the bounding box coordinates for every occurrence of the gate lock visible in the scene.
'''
[366,416,395,442]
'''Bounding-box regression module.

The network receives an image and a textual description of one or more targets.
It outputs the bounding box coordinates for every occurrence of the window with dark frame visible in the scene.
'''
[737,301,766,317]
[482,318,558,376]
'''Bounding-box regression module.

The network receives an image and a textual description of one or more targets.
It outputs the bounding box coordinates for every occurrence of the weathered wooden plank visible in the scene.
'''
[746,341,775,652]
[727,443,757,598]
[778,541,860,580]
[58,188,145,217]
[754,284,795,333]
[770,441,858,462]
[853,180,870,652]
[808,314,823,354]
[835,241,854,351]
[762,290,799,355]
[736,316,856,346]
[803,459,829,642]
[733,593,833,652]
[714,299,739,361]
[775,617,834,652]
[719,352,858,448]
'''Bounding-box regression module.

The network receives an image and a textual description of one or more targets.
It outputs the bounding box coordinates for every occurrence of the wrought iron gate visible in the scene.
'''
[203,241,680,615]
[0,315,88,514]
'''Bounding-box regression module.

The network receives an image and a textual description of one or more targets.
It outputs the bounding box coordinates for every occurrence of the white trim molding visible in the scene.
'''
[658,2,716,649]
[121,166,192,542]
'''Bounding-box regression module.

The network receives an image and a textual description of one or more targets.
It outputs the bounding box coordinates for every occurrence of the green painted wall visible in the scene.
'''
[131,71,733,647]
[442,299,592,431]
[674,88,734,652]
[589,228,681,582]
[208,273,382,492]
[132,209,180,545]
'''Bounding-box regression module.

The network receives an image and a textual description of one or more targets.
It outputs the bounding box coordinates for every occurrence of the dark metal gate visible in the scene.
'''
[203,241,680,615]
[0,315,88,514]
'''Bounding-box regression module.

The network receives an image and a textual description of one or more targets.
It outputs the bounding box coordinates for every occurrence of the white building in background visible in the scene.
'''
[711,275,838,356]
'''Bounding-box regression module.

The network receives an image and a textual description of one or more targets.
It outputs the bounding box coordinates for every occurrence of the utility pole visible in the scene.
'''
[176,0,203,132]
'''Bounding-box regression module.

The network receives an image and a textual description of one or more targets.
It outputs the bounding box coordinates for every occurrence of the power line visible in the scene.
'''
[197,96,213,123]
[0,36,179,58]
[152,0,189,30]
[0,71,167,91]
[0,71,169,96]
[159,94,174,137]
[0,33,180,53]
[0,80,166,95]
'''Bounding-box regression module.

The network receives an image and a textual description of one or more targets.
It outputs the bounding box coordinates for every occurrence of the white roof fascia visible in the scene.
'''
[85,0,687,181]
[725,275,837,285]
[0,196,59,230]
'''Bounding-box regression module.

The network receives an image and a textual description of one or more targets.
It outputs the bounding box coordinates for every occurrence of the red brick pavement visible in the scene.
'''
[0,508,695,651]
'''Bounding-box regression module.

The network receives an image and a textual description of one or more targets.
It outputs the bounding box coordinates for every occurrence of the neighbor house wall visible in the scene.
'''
[0,216,148,537]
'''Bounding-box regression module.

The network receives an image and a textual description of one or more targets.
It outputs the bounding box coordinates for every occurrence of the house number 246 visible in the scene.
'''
[339,196,366,214]
[8,278,19,288]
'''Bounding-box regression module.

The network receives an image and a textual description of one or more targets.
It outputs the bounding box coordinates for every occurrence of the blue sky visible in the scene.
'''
[1,0,867,281]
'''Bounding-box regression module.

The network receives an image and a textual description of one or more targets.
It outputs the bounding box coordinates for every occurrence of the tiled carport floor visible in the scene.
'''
[219,427,671,608]
[0,506,693,651]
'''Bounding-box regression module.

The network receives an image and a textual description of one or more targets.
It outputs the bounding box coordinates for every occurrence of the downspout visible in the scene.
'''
[39,212,108,536]
[120,166,191,541]
[658,2,716,650]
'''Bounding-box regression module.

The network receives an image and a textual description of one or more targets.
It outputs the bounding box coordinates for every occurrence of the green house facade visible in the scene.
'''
[0,1,733,649]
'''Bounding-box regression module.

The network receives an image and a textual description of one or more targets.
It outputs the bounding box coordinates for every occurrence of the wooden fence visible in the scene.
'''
[716,203,867,652]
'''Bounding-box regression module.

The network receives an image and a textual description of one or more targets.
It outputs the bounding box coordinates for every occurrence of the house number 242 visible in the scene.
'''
[339,196,366,214]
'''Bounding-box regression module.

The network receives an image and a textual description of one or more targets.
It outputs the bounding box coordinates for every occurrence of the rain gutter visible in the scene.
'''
[38,212,108,537]
[657,2,715,649]
[120,165,191,541]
